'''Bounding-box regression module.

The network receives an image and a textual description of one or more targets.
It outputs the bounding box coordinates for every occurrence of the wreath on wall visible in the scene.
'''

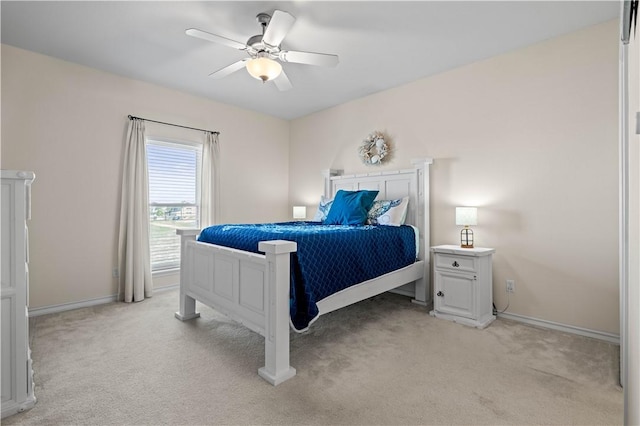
[358,131,390,166]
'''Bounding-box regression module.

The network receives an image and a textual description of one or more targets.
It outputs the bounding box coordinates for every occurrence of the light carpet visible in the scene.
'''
[5,289,622,425]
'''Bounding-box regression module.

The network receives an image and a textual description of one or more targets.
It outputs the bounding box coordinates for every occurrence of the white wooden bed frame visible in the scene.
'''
[175,158,432,385]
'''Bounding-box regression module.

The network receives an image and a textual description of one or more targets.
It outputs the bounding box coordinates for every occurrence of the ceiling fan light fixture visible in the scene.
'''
[246,56,282,82]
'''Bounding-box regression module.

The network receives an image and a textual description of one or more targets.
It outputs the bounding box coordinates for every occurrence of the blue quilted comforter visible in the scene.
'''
[197,222,417,332]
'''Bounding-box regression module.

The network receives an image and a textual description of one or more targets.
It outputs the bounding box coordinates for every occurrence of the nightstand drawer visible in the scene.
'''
[435,253,476,273]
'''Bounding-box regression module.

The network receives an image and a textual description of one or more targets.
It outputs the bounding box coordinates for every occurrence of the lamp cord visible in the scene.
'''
[493,291,510,315]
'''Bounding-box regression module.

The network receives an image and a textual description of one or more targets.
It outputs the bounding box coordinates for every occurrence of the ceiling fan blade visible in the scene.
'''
[186,28,247,50]
[273,70,293,91]
[209,60,248,79]
[262,10,295,47]
[279,50,339,67]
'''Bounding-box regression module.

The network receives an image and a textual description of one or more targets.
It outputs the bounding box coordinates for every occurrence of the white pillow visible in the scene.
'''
[312,196,333,221]
[367,197,409,226]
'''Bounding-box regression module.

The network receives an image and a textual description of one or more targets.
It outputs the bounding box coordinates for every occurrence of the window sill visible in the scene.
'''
[152,268,179,277]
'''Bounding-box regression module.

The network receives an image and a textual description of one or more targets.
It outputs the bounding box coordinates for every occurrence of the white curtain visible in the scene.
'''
[117,118,153,302]
[200,131,220,228]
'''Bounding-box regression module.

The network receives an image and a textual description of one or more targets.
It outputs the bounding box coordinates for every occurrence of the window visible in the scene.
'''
[146,139,202,272]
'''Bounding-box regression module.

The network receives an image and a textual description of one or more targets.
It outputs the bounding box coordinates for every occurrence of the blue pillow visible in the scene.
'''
[323,190,379,225]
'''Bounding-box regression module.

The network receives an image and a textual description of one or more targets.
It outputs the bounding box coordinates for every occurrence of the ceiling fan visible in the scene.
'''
[186,10,339,91]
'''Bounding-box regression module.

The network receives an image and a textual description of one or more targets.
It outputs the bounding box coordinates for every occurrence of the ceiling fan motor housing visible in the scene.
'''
[246,13,281,59]
[246,35,280,59]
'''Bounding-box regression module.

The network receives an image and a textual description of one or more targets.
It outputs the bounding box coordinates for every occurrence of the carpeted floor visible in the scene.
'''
[4,289,622,425]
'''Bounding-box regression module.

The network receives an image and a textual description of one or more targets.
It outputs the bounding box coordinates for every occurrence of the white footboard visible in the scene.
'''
[174,229,297,385]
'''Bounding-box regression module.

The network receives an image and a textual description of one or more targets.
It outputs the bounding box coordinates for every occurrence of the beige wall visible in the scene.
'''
[1,45,290,309]
[290,21,620,334]
[0,20,622,335]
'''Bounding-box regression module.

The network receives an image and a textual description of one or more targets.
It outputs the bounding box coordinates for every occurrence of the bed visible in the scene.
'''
[175,159,433,385]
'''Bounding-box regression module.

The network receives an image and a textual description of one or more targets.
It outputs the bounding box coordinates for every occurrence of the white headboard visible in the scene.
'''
[322,158,433,303]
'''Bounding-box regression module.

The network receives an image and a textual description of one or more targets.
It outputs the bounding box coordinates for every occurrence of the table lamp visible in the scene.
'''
[293,206,306,220]
[456,207,477,248]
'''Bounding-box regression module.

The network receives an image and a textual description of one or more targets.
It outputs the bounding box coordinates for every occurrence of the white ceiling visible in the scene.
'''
[1,1,619,120]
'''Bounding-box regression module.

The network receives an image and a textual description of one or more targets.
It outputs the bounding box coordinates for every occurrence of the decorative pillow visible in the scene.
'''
[323,190,379,226]
[312,196,333,222]
[367,196,410,226]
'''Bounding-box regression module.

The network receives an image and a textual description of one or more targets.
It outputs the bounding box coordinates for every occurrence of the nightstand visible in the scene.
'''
[430,245,496,329]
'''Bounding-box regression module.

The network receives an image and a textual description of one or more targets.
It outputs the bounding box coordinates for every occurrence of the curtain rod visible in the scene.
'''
[128,115,220,135]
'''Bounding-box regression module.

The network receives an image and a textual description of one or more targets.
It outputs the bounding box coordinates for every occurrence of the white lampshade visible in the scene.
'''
[293,206,307,219]
[455,207,477,226]
[246,57,282,82]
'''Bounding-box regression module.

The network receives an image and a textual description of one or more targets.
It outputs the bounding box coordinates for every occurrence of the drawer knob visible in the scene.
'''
[437,291,444,297]
[452,261,459,267]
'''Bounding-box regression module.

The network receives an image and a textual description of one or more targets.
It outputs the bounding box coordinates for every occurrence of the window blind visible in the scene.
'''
[147,140,202,271]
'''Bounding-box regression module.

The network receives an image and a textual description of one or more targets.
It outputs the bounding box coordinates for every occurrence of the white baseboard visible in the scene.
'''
[27,286,621,346]
[28,284,180,317]
[29,294,119,317]
[497,311,620,345]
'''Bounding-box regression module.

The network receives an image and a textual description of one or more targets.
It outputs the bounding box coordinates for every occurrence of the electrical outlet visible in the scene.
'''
[506,279,515,293]
[112,268,119,278]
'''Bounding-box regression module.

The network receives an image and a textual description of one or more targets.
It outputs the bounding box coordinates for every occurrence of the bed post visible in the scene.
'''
[257,240,298,386]
[411,158,433,306]
[322,169,342,198]
[175,229,201,321]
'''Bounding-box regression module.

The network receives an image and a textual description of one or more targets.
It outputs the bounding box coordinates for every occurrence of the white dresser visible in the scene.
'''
[1,170,36,418]
[430,245,496,329]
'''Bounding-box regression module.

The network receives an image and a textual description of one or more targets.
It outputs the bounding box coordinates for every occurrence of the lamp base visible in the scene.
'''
[460,227,474,249]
